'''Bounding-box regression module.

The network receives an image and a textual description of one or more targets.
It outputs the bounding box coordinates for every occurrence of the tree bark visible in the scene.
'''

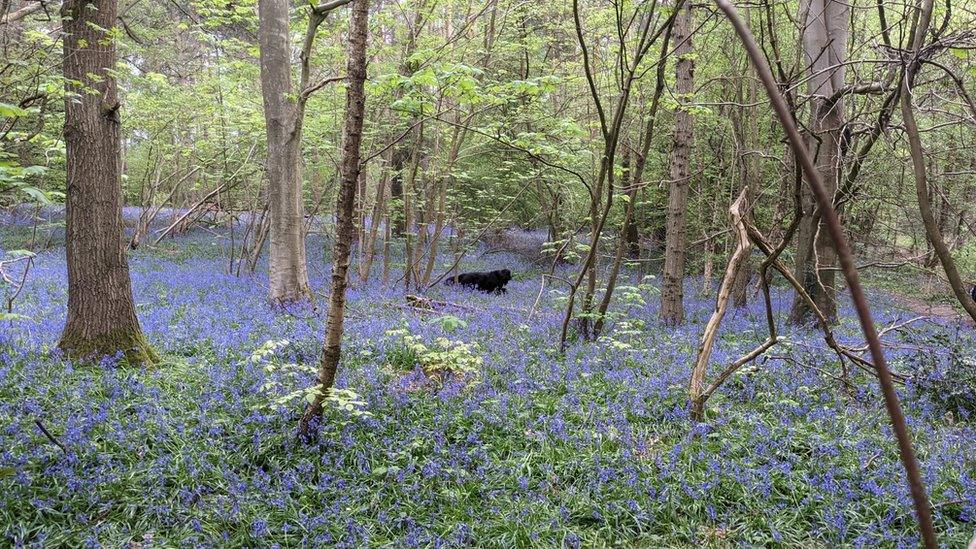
[731,19,760,308]
[58,0,156,365]
[592,147,634,338]
[899,0,976,322]
[690,188,751,420]
[1,1,45,25]
[700,178,721,296]
[587,29,669,329]
[258,0,312,304]
[388,7,425,237]
[659,0,695,326]
[789,0,849,325]
[298,0,368,441]
[713,2,936,543]
[358,162,388,284]
[557,0,663,350]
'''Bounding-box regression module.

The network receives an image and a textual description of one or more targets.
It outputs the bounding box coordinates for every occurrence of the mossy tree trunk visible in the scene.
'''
[58,0,156,365]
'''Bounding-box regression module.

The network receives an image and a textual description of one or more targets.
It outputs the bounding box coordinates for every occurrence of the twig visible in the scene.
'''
[847,316,928,353]
[404,294,482,312]
[715,1,935,544]
[34,419,67,454]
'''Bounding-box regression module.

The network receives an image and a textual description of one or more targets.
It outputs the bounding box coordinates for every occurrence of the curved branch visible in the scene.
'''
[714,0,936,546]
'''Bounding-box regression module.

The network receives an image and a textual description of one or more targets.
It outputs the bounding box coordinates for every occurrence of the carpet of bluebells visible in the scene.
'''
[1,206,975,548]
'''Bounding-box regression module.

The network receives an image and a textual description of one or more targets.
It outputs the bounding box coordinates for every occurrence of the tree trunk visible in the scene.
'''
[689,189,751,420]
[298,0,369,441]
[388,8,425,237]
[700,180,721,296]
[258,0,311,304]
[659,1,695,326]
[359,162,388,284]
[731,21,760,308]
[789,0,849,325]
[592,147,635,338]
[58,0,156,365]
[403,128,422,290]
[899,6,976,322]
[624,200,640,259]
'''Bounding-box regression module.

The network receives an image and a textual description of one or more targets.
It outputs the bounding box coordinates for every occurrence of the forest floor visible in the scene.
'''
[891,293,969,324]
[858,261,975,324]
[1,210,975,547]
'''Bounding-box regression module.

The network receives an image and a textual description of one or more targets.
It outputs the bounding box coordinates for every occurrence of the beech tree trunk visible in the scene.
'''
[789,0,849,324]
[298,0,368,441]
[659,1,695,326]
[258,0,311,304]
[58,0,156,365]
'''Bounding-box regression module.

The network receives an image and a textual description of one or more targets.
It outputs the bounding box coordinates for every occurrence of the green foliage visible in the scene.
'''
[0,103,29,118]
[0,312,30,322]
[384,327,483,383]
[252,339,373,421]
[0,152,61,205]
[594,275,659,351]
[430,314,468,333]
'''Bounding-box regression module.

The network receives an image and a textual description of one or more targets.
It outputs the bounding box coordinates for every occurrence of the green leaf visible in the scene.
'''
[21,165,47,176]
[0,103,28,118]
[20,186,53,204]
[0,313,30,322]
[432,314,467,333]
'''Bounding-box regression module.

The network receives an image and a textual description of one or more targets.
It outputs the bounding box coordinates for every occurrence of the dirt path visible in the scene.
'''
[888,291,972,325]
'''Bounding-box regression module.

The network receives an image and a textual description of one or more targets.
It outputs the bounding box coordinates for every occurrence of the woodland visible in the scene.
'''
[2,0,976,546]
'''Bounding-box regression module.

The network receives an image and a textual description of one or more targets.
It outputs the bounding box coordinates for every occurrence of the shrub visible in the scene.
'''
[384,327,483,384]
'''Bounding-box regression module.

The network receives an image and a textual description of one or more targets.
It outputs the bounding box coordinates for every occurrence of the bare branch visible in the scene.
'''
[714,1,936,544]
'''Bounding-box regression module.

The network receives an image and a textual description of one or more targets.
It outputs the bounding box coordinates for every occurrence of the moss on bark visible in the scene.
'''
[58,328,159,367]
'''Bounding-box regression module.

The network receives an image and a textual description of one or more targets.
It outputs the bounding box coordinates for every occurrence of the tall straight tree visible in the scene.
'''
[900,0,976,323]
[388,4,427,238]
[258,0,329,304]
[789,0,849,324]
[256,0,352,304]
[58,0,156,365]
[730,9,761,308]
[557,0,673,350]
[659,0,695,325]
[259,0,310,304]
[298,0,368,441]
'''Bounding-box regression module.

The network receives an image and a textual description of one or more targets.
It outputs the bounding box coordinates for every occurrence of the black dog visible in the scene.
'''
[446,269,512,295]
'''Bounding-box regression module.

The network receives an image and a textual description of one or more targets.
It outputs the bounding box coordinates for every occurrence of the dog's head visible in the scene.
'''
[497,269,512,284]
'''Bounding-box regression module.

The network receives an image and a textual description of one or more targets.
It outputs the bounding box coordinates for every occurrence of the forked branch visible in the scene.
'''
[713,0,935,545]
